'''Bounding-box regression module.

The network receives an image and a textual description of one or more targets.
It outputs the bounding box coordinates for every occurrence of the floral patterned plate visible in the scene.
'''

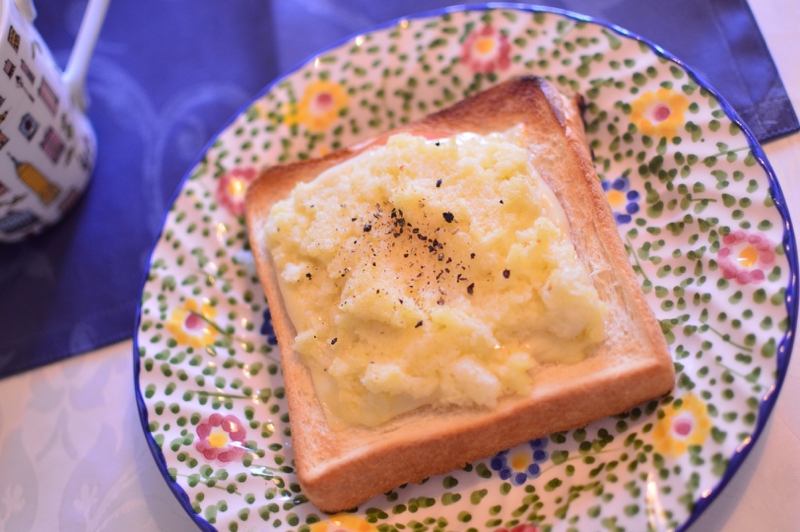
[134,5,797,532]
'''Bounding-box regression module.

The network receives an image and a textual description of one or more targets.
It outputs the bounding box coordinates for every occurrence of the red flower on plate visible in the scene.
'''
[460,25,510,73]
[717,230,775,285]
[195,413,247,462]
[216,167,257,215]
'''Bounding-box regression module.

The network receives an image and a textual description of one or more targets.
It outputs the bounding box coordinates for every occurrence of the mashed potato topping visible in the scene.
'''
[264,130,607,429]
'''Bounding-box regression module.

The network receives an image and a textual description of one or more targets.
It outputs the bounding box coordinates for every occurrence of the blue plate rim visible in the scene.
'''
[132,4,798,531]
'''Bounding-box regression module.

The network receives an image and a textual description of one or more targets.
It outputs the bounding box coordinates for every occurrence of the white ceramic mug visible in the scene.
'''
[0,0,109,243]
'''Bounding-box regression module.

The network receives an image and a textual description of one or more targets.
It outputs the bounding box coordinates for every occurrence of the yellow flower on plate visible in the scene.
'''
[165,297,217,347]
[652,392,712,457]
[309,513,376,532]
[629,87,689,138]
[284,79,348,132]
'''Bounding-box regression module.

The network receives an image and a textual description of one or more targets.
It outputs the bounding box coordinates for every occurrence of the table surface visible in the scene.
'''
[1,1,798,530]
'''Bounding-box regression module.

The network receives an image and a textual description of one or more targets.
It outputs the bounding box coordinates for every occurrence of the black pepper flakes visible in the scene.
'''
[435,179,442,188]
[415,320,423,328]
[330,338,337,345]
[467,283,475,295]
[442,212,454,223]
[503,269,510,279]
[363,223,372,232]
[305,273,312,279]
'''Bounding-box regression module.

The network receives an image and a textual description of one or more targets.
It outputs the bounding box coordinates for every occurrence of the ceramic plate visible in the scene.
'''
[134,6,796,532]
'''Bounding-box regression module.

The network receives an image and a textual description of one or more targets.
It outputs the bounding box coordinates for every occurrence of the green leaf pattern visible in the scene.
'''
[137,8,791,532]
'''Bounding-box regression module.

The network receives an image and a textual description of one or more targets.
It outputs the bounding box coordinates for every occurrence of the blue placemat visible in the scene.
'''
[0,0,278,377]
[274,0,798,141]
[0,0,797,379]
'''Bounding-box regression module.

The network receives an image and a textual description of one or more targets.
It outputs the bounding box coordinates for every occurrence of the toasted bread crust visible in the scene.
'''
[244,76,674,512]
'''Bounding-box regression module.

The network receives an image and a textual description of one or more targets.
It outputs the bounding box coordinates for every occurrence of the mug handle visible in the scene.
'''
[62,0,111,111]
[12,0,36,22]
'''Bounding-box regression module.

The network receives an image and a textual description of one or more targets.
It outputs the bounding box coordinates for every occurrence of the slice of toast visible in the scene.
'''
[244,76,674,512]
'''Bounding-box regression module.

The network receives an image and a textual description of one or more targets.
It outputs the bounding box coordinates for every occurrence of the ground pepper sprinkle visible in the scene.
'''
[259,130,617,429]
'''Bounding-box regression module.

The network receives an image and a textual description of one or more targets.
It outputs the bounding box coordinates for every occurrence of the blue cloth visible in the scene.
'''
[0,0,796,379]
[274,0,798,141]
[0,0,278,377]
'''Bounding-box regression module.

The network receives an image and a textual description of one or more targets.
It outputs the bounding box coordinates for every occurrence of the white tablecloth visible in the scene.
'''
[1,1,798,530]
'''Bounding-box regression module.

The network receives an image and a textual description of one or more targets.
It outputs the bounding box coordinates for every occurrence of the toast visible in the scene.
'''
[244,76,675,512]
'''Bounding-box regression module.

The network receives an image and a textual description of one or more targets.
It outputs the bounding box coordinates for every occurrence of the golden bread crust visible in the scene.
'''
[244,76,675,512]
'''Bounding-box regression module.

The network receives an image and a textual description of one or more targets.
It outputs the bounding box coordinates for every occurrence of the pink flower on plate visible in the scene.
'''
[460,25,510,73]
[216,167,257,215]
[494,525,540,532]
[717,230,775,285]
[195,413,247,462]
